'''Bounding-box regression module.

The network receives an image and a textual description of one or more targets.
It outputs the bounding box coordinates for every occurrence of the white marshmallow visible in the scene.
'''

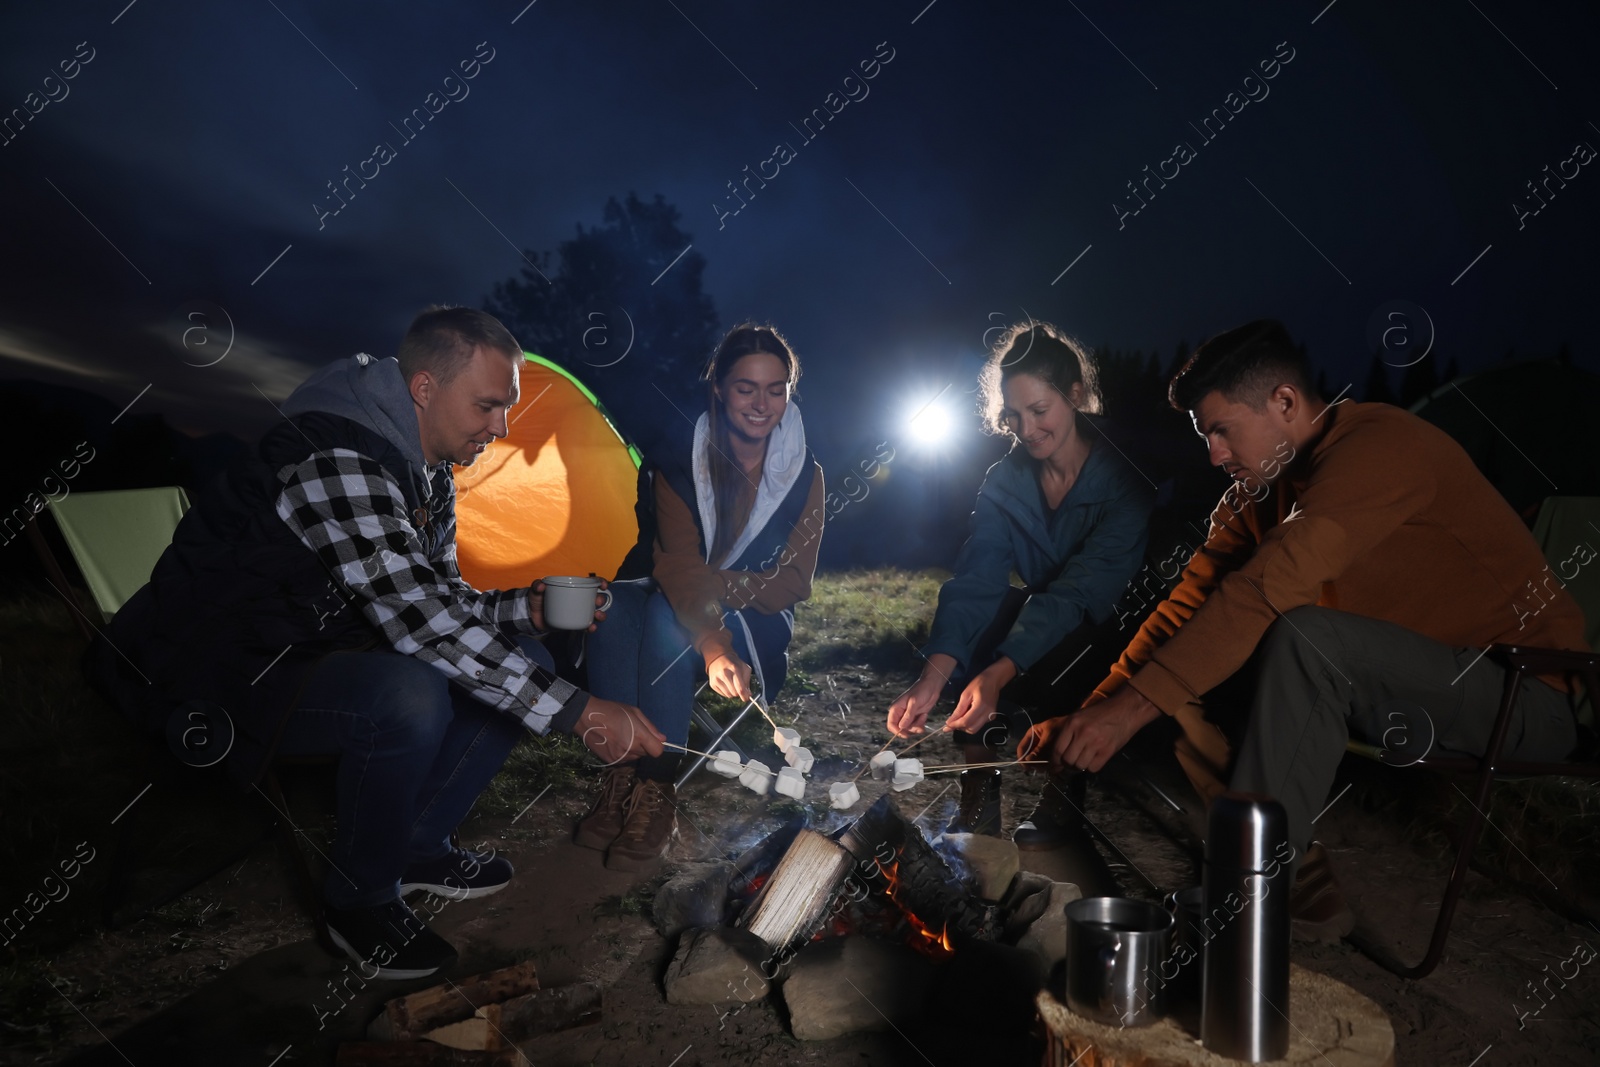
[773,727,801,753]
[869,750,897,780]
[709,750,743,777]
[774,766,806,800]
[891,757,924,791]
[784,746,814,774]
[829,781,861,810]
[740,760,773,795]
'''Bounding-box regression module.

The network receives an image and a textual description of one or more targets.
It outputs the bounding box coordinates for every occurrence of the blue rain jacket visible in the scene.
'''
[922,424,1154,673]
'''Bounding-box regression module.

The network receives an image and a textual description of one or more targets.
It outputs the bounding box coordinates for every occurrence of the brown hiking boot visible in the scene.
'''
[575,765,636,851]
[605,777,677,872]
[1289,841,1356,943]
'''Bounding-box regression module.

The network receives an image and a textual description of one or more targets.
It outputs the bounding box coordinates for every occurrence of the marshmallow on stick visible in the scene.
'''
[740,760,774,795]
[829,781,861,810]
[774,766,806,800]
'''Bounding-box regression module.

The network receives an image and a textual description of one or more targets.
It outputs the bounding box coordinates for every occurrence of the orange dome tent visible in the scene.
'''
[453,353,641,591]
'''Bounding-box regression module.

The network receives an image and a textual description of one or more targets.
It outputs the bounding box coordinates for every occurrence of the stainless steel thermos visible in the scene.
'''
[1201,792,1292,1061]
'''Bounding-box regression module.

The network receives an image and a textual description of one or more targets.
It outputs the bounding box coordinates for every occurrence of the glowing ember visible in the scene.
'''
[875,853,956,960]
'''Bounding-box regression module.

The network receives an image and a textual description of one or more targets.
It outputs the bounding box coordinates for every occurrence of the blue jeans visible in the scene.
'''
[276,636,541,909]
[586,580,753,781]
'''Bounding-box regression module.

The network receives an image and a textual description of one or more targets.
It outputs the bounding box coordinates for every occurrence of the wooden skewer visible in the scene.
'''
[752,693,781,730]
[662,741,723,761]
[855,722,952,782]
[663,741,780,774]
[920,759,1047,774]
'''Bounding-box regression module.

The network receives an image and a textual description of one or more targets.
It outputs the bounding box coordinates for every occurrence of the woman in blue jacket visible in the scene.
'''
[887,322,1153,844]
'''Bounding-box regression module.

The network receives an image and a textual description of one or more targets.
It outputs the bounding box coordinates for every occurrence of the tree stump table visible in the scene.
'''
[1036,964,1394,1067]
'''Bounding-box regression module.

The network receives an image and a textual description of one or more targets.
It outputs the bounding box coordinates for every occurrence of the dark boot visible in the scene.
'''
[1289,841,1356,943]
[1012,771,1087,851]
[944,768,1003,837]
[574,765,636,851]
[605,777,677,872]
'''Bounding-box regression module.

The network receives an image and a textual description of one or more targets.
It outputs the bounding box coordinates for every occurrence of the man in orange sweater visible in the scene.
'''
[1022,319,1586,940]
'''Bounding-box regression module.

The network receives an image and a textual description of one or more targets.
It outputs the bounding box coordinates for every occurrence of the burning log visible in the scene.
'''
[839,796,999,945]
[739,828,853,953]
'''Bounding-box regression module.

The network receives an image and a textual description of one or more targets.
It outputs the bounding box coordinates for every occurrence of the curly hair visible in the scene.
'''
[976,321,1102,436]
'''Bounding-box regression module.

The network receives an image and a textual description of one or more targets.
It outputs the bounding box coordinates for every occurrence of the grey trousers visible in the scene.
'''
[1231,607,1579,862]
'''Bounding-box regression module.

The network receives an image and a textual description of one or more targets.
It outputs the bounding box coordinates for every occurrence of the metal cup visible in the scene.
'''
[1064,897,1173,1028]
[1161,886,1205,1034]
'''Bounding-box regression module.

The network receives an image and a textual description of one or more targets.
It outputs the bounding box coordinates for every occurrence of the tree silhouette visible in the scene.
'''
[1398,355,1440,409]
[485,192,719,442]
[1362,353,1397,404]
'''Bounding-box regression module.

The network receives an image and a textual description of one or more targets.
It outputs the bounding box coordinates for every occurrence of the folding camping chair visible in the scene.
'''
[31,488,333,940]
[674,680,761,788]
[1346,496,1600,979]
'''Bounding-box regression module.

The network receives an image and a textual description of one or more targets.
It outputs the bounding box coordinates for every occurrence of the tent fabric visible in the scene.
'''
[1530,496,1600,653]
[454,353,641,592]
[1410,360,1600,520]
[48,486,191,620]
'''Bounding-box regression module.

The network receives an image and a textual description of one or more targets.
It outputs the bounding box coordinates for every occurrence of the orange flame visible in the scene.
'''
[875,855,955,960]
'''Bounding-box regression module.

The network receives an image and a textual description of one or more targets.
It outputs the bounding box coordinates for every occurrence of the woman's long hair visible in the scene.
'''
[976,320,1102,437]
[702,323,802,562]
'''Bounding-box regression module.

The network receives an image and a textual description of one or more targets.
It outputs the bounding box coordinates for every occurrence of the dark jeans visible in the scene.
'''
[951,587,1126,756]
[586,579,756,781]
[275,636,541,910]
[1227,606,1578,861]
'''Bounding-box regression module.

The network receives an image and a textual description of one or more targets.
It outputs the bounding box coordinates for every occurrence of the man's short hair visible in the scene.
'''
[396,306,522,386]
[1168,319,1316,411]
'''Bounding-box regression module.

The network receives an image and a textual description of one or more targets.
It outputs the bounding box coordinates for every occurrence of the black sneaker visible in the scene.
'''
[944,768,1002,836]
[1012,772,1088,851]
[399,847,513,901]
[324,898,458,980]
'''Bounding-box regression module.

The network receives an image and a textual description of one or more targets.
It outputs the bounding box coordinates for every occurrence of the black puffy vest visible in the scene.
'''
[89,411,453,785]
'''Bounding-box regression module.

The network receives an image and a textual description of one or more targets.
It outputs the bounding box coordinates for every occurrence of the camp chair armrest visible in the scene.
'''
[1487,644,1600,675]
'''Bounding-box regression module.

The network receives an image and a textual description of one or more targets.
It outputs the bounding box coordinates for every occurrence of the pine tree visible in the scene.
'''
[1362,353,1397,404]
[485,192,719,440]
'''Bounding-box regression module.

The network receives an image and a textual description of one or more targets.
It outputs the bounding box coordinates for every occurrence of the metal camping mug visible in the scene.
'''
[1064,897,1173,1028]
[1161,885,1205,1034]
[542,575,613,630]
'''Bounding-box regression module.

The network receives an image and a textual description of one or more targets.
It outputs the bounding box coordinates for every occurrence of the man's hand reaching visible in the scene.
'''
[576,697,666,766]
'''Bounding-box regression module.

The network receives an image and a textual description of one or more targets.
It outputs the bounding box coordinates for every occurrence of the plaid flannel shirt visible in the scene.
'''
[274,447,582,733]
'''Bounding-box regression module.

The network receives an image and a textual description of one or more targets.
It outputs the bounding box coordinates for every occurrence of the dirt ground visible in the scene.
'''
[16,659,1600,1066]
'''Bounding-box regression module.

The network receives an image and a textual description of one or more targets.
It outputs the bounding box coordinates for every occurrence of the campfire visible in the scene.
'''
[660,795,1077,1041]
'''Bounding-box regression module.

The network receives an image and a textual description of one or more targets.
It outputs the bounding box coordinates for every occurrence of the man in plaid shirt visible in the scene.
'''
[95,307,662,979]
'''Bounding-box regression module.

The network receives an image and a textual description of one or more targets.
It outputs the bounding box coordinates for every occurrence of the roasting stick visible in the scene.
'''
[852,719,954,783]
[920,759,1047,774]
[662,741,777,774]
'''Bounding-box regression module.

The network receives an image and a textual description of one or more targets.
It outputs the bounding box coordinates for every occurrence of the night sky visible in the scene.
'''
[2,1,1597,527]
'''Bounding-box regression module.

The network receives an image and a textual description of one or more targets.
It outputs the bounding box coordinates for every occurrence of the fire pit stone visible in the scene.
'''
[782,936,936,1041]
[664,925,773,1006]
[942,832,1021,902]
[1015,880,1082,971]
[651,862,731,940]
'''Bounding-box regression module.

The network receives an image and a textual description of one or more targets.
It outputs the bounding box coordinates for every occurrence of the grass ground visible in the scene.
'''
[3,570,1600,1063]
